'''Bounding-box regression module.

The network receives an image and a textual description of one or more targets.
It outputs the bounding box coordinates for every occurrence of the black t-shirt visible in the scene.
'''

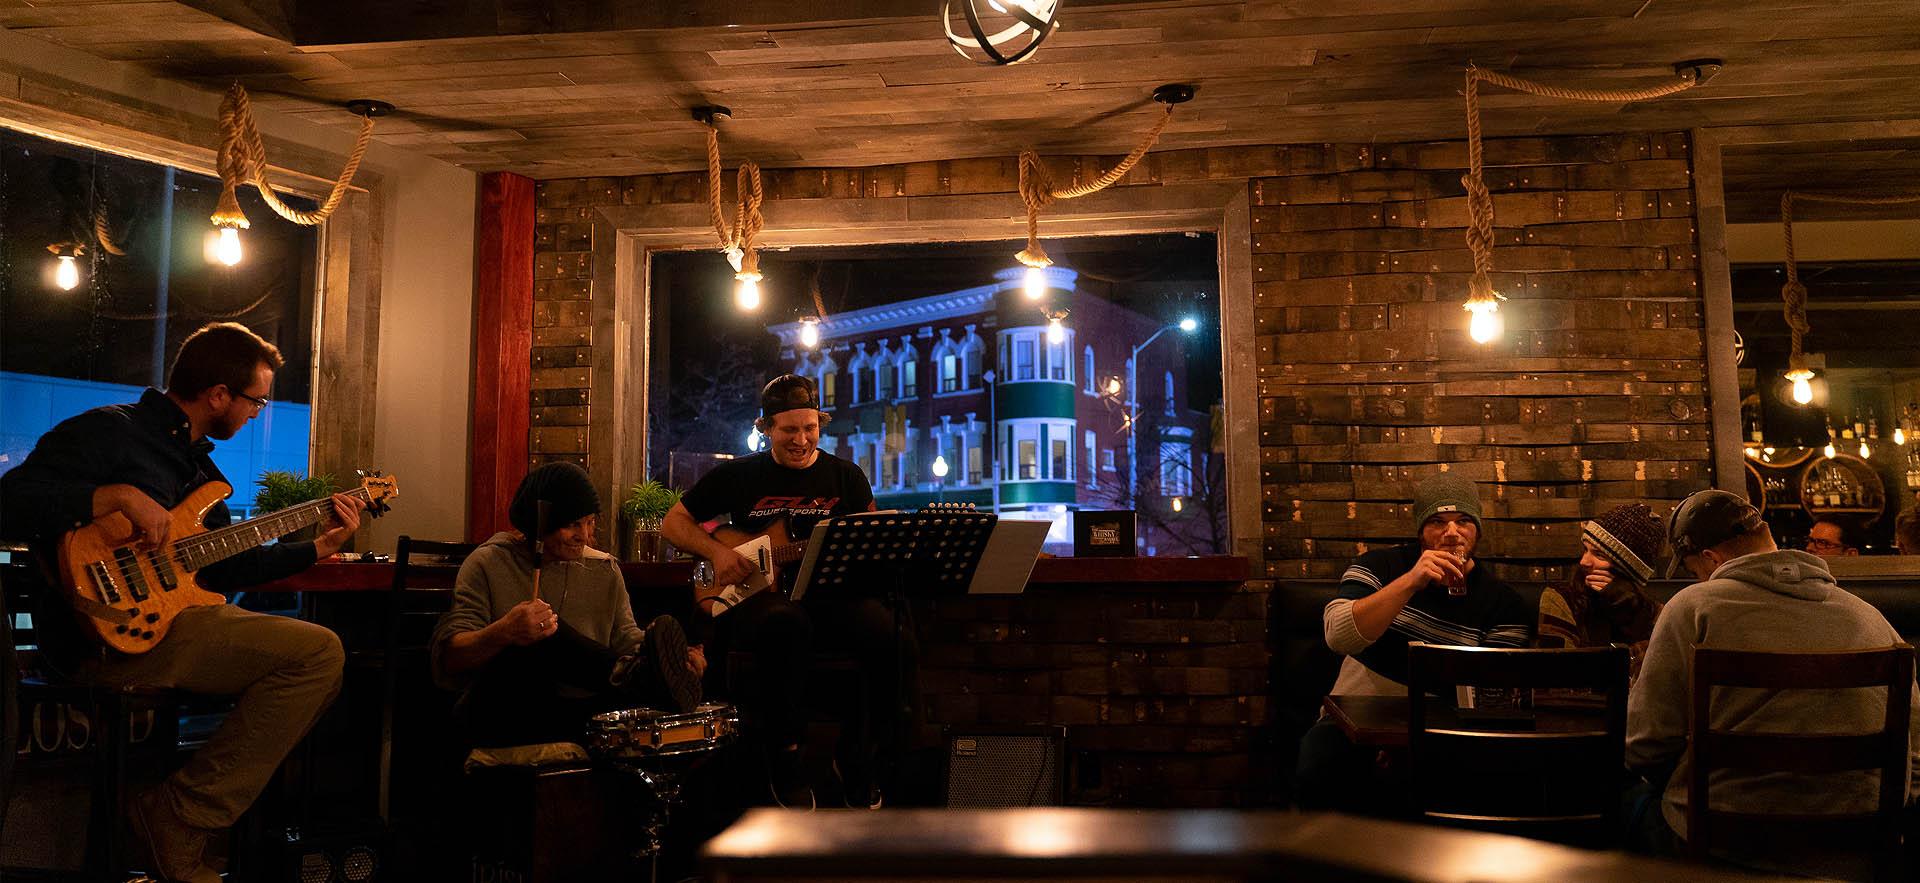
[680,451,875,545]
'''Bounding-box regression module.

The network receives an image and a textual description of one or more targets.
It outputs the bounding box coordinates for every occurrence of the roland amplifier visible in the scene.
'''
[943,726,1067,807]
[271,823,390,883]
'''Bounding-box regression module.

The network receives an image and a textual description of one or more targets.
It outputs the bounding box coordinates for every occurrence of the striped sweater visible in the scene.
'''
[1322,543,1533,696]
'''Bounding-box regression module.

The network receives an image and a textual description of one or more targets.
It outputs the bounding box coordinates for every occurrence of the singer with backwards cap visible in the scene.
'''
[432,462,704,749]
[663,374,910,810]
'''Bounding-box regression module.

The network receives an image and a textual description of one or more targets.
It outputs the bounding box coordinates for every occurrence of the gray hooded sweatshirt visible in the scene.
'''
[1626,548,1919,849]
[430,531,645,691]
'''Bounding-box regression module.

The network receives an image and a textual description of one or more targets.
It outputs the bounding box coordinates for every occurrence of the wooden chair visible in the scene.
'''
[380,536,473,820]
[1405,642,1630,847]
[2,561,190,880]
[1687,644,1914,881]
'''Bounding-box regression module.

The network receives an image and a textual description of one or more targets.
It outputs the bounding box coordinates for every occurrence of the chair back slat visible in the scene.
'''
[1404,643,1630,846]
[1699,731,1894,775]
[1685,643,1913,878]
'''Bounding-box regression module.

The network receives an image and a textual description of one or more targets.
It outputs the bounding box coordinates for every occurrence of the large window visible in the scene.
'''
[646,234,1225,554]
[0,127,319,518]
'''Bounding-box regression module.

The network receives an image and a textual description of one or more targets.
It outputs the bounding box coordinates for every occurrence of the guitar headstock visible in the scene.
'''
[358,471,399,518]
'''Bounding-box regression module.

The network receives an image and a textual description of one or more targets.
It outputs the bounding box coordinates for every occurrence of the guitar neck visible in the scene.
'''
[175,487,368,570]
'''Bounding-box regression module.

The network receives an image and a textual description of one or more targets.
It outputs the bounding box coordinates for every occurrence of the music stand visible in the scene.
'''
[788,506,997,800]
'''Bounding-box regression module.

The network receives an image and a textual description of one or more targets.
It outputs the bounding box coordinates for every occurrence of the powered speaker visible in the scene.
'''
[943,726,1066,807]
[273,823,389,883]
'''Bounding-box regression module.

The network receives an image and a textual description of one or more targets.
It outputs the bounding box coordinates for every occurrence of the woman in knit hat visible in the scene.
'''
[432,462,703,748]
[1534,502,1665,679]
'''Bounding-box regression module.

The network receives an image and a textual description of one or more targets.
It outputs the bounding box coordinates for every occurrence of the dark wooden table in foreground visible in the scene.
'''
[700,808,1795,882]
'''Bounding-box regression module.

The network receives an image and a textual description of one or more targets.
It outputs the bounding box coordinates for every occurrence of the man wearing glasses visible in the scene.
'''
[1,321,365,883]
[1804,519,1860,558]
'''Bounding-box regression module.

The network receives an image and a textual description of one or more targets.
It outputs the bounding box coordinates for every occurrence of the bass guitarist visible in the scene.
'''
[663,373,913,810]
[0,322,364,883]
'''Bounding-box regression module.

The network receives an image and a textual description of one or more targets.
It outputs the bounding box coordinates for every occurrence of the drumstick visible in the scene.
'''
[531,500,550,602]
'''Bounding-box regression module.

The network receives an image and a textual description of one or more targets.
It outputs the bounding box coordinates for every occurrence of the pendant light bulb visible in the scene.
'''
[54,255,80,291]
[215,227,244,266]
[1171,497,1184,513]
[1895,426,1907,446]
[799,317,821,348]
[1023,265,1048,300]
[1859,440,1871,459]
[932,455,950,478]
[1465,301,1502,344]
[1790,376,1813,405]
[1046,314,1067,344]
[1823,442,1837,460]
[734,274,761,311]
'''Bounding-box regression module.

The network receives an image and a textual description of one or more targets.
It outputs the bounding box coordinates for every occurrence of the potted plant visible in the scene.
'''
[620,479,681,562]
[253,470,334,543]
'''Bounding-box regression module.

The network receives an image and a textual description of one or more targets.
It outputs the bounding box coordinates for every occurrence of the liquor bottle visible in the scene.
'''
[1868,415,1879,440]
[1853,407,1867,438]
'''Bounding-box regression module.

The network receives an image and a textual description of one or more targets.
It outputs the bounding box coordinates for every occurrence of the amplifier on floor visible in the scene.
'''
[272,822,390,883]
[943,725,1067,808]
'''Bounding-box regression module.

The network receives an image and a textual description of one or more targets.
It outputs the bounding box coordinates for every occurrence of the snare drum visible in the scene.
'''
[587,703,739,760]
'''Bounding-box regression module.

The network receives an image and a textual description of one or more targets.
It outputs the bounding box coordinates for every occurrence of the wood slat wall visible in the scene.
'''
[531,130,1712,584]
[527,129,1710,803]
[1254,132,1712,583]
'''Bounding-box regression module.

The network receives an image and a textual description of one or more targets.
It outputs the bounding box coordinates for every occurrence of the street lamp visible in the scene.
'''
[1126,316,1201,508]
[933,454,950,503]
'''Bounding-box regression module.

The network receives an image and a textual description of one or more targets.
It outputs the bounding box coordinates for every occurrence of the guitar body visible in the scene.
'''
[56,481,231,654]
[709,519,794,590]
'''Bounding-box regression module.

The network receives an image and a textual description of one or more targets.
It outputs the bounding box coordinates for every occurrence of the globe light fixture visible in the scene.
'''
[942,0,1060,66]
[932,455,950,479]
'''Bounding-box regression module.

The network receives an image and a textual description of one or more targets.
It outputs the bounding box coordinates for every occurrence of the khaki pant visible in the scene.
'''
[78,604,344,830]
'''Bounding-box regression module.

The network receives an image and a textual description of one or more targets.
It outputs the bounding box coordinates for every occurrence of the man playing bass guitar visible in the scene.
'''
[0,322,365,883]
[663,373,913,810]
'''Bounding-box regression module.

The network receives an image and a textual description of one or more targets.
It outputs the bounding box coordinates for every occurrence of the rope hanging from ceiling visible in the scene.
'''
[1459,63,1705,316]
[1015,99,1178,271]
[703,122,766,286]
[1777,189,1920,381]
[213,83,377,230]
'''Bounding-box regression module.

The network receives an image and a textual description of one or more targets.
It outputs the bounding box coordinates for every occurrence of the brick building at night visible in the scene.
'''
[768,267,1216,554]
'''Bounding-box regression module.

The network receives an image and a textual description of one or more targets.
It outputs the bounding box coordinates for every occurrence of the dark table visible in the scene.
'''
[700,808,1797,882]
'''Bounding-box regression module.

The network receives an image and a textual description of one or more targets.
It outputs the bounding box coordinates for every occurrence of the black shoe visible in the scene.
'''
[612,615,703,712]
[767,747,816,811]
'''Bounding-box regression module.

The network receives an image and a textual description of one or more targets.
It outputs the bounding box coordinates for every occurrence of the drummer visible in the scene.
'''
[432,462,706,747]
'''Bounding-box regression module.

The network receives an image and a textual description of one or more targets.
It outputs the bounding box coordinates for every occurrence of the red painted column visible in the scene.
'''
[468,172,535,541]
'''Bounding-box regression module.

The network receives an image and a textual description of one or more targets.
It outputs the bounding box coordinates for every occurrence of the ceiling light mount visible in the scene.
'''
[1152,84,1197,106]
[692,106,733,126]
[345,99,394,118]
[1673,59,1724,85]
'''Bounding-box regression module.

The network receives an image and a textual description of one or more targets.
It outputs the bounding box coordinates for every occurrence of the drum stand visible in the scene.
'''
[607,759,686,883]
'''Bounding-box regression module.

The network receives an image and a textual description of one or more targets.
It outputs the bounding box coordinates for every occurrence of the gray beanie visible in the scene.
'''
[1412,472,1483,533]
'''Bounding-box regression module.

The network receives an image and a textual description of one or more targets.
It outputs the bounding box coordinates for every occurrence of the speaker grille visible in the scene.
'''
[946,731,1063,808]
[298,852,333,883]
[342,846,379,881]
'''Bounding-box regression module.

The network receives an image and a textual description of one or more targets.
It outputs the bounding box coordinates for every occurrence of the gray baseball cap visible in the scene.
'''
[1664,489,1765,577]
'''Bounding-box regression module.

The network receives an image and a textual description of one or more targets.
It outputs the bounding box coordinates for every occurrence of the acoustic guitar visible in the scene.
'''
[54,473,398,654]
[691,503,980,612]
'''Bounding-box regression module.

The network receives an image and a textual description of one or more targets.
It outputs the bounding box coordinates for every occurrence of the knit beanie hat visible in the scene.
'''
[1412,472,1482,533]
[509,462,599,539]
[1582,503,1663,586]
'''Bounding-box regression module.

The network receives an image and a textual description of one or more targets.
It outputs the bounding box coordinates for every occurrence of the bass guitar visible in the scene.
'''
[54,473,398,654]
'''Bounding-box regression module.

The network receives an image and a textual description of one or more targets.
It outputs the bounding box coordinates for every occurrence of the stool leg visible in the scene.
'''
[92,693,128,877]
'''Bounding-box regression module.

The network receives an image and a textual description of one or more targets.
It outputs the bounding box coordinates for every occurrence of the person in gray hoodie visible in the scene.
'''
[1625,489,1920,878]
[432,462,703,747]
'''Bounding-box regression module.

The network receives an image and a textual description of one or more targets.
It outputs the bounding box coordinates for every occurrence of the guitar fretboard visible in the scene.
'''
[172,486,373,571]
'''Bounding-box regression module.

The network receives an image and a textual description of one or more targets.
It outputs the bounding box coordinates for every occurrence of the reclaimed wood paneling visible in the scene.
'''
[7,1,1920,179]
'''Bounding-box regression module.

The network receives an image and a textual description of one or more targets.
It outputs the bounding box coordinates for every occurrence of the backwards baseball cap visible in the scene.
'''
[1664,489,1765,577]
[760,374,819,419]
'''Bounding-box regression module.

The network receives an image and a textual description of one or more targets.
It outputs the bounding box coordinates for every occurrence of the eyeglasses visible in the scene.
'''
[232,390,270,412]
[1805,538,1847,552]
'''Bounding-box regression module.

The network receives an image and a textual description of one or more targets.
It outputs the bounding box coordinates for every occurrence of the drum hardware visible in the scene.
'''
[586,703,739,883]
